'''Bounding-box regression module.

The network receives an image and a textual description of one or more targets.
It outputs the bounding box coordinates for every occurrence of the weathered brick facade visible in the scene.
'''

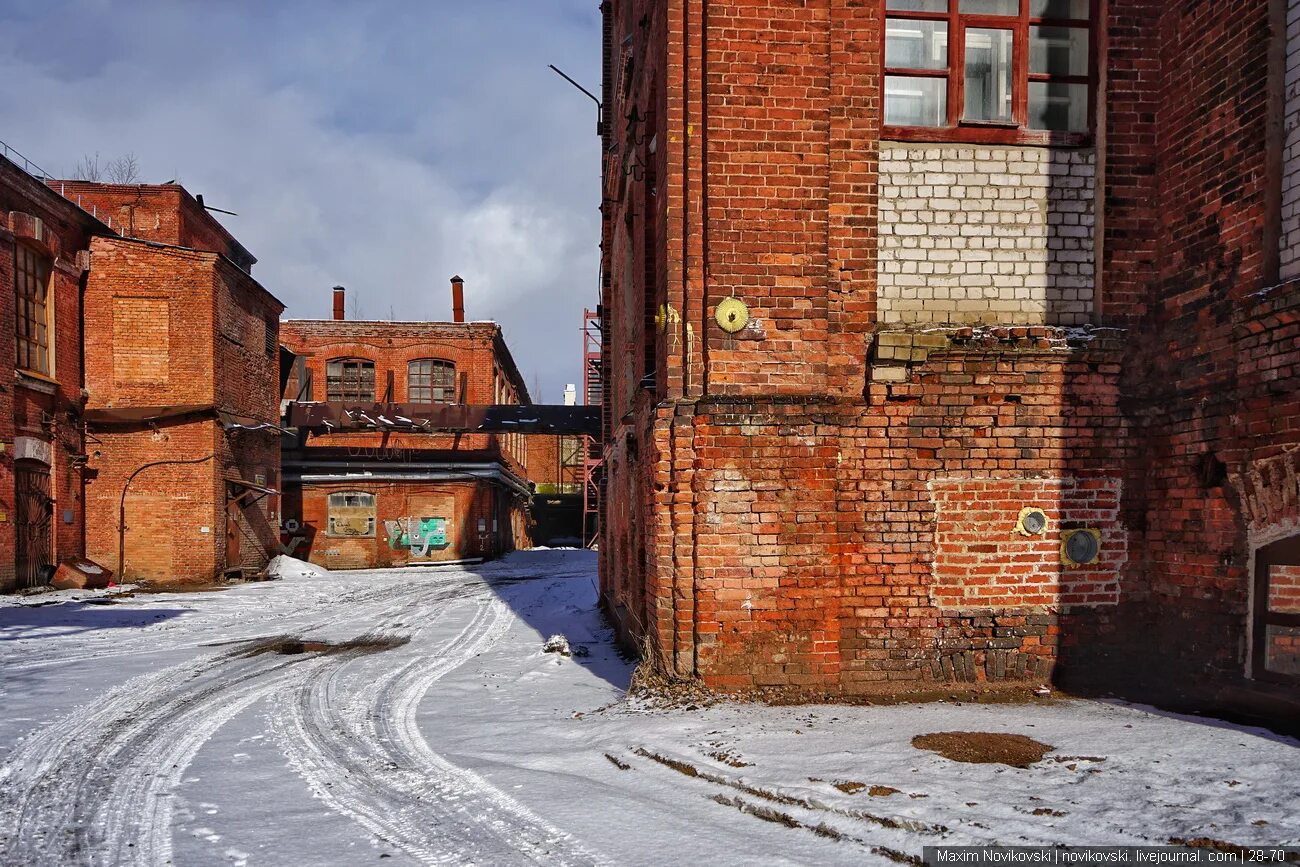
[0,157,108,591]
[599,0,1300,714]
[79,211,283,584]
[279,302,537,568]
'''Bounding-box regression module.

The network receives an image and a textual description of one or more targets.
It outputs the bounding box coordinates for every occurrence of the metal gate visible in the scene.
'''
[15,460,53,588]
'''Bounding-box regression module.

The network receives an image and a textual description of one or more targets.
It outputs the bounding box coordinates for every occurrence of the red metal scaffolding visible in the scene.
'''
[581,307,603,547]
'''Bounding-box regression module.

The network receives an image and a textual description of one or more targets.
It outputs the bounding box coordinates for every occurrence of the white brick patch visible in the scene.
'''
[877,144,1097,326]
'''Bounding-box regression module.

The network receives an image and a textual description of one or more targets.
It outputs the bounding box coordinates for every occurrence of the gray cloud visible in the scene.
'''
[0,0,602,403]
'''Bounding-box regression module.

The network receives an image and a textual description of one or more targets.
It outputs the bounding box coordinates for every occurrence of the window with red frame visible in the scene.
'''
[883,0,1093,145]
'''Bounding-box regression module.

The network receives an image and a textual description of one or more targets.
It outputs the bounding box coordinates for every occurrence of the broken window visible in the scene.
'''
[408,358,456,403]
[326,358,375,402]
[884,0,1093,143]
[15,243,52,376]
[326,491,376,537]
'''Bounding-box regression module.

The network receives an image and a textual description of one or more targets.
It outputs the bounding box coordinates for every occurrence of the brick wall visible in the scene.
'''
[1270,564,1300,613]
[52,182,256,272]
[84,234,283,583]
[877,146,1095,325]
[931,477,1123,609]
[598,0,1300,712]
[85,423,220,581]
[85,239,215,408]
[1282,0,1300,279]
[0,157,103,590]
[286,480,524,569]
[280,317,542,567]
[618,333,1127,695]
[280,319,531,467]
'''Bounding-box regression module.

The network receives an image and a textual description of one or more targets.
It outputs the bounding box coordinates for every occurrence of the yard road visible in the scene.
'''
[2,550,1299,867]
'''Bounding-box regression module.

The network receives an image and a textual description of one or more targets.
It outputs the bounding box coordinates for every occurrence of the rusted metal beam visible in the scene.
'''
[284,402,602,436]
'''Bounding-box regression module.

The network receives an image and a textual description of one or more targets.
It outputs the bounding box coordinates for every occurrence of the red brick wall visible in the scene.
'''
[932,478,1124,609]
[83,236,283,583]
[84,423,220,581]
[280,319,533,476]
[84,238,216,408]
[285,479,524,569]
[612,334,1127,695]
[599,0,1300,710]
[51,182,255,271]
[0,158,102,590]
[1270,565,1300,614]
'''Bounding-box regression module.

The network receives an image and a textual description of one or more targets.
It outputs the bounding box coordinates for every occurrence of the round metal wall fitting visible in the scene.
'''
[715,297,750,333]
[1015,507,1047,537]
[1061,528,1101,567]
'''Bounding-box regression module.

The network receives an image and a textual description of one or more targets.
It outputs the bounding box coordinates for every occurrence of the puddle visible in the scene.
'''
[240,635,409,657]
[912,731,1054,768]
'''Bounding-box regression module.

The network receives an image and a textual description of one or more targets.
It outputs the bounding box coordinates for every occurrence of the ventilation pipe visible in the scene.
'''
[451,275,465,323]
[332,285,346,321]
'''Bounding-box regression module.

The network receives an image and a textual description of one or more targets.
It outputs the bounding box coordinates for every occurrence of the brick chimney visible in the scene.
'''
[451,275,465,323]
[332,285,345,321]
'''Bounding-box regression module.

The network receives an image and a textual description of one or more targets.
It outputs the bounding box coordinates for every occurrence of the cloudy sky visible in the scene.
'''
[0,0,602,403]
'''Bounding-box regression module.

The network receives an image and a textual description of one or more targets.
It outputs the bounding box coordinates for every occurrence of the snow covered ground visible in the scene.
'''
[1,549,1296,866]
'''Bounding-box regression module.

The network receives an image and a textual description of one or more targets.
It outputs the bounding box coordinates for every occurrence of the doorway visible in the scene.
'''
[15,459,53,588]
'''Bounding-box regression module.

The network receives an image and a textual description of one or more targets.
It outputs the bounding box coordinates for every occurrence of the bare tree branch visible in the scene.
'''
[71,152,103,181]
[71,152,141,183]
[105,153,139,184]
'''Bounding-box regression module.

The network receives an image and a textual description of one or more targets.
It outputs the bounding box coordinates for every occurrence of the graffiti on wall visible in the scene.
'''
[384,516,450,557]
[346,444,415,462]
[278,518,311,557]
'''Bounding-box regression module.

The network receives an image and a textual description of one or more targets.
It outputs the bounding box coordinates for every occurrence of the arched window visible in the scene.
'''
[326,491,376,537]
[326,358,375,402]
[408,359,456,403]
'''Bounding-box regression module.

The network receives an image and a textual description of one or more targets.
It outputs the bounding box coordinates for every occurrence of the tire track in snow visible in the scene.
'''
[0,575,480,866]
[1,574,484,673]
[272,595,603,866]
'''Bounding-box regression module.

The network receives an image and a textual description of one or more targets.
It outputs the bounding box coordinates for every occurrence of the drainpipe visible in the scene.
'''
[118,454,213,579]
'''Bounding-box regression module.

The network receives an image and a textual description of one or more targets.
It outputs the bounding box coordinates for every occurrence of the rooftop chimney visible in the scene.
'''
[450,275,465,323]
[332,285,346,321]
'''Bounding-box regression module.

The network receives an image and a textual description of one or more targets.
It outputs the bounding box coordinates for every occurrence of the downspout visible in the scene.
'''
[118,454,213,579]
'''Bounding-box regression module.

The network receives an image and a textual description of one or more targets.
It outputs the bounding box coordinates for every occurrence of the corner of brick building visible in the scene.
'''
[0,158,105,590]
[597,0,1300,714]
[82,228,284,584]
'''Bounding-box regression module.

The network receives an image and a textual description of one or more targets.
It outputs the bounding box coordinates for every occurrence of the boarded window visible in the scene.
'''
[327,491,376,537]
[408,358,457,403]
[15,244,52,376]
[113,297,170,385]
[326,358,375,402]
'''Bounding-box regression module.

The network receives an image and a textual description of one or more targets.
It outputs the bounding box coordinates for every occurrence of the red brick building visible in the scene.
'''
[279,282,538,568]
[0,156,109,590]
[598,0,1299,715]
[67,182,284,584]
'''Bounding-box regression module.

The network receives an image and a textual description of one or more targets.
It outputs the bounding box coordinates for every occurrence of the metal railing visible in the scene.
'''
[1,136,115,230]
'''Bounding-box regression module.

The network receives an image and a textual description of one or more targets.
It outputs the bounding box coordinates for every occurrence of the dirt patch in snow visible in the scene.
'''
[912,732,1053,768]
[240,635,409,657]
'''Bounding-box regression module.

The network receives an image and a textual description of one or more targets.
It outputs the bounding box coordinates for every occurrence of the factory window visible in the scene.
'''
[15,243,53,376]
[408,359,457,403]
[326,491,376,537]
[883,0,1093,145]
[326,358,375,402]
